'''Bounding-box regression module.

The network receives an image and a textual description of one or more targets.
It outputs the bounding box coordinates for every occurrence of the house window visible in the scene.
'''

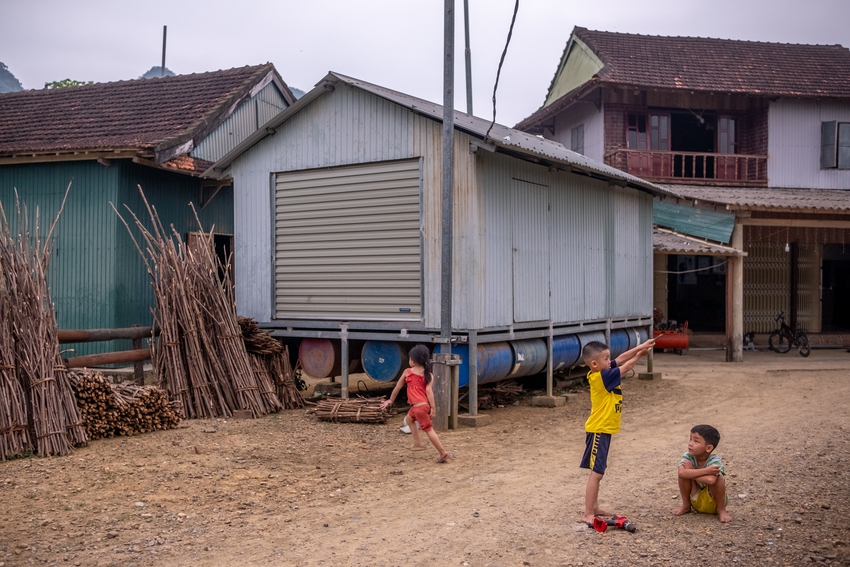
[821,121,850,169]
[718,116,737,154]
[571,124,584,155]
[628,113,668,150]
[627,114,647,149]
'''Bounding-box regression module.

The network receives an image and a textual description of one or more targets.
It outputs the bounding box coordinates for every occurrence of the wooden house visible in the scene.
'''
[517,28,850,358]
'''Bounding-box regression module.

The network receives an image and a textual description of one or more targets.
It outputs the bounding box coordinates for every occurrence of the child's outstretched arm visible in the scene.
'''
[614,338,656,368]
[380,372,407,410]
[616,346,650,374]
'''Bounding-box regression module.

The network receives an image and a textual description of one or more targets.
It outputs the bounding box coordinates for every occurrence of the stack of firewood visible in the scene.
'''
[312,397,389,423]
[114,187,283,420]
[239,317,303,409]
[0,187,88,458]
[70,370,180,439]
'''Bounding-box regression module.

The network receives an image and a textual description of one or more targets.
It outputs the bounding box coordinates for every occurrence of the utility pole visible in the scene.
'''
[463,0,473,115]
[161,26,167,77]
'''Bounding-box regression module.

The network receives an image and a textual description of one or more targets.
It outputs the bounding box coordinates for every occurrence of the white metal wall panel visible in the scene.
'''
[743,243,790,332]
[768,99,850,188]
[274,159,422,319]
[551,101,605,162]
[512,179,551,322]
[193,82,288,162]
[611,186,652,316]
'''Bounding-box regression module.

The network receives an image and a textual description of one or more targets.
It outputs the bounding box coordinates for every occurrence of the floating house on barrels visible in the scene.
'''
[204,72,677,412]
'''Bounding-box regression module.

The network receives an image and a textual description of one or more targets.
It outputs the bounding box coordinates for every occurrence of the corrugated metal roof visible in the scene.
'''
[653,228,745,256]
[660,184,850,212]
[653,199,735,244]
[207,72,679,199]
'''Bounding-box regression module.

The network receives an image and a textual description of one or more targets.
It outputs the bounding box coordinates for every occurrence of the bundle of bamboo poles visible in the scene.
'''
[69,370,180,439]
[312,397,389,423]
[114,187,283,419]
[0,281,30,460]
[239,317,303,409]
[0,187,87,458]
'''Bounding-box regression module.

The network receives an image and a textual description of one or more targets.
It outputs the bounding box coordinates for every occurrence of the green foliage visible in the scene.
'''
[0,61,24,93]
[46,78,93,89]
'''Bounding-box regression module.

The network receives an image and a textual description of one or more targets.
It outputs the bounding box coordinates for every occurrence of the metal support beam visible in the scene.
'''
[340,324,349,398]
[546,323,554,397]
[468,331,478,416]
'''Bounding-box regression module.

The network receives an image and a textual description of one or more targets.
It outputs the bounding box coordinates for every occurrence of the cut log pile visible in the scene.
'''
[238,317,304,409]
[312,397,389,423]
[114,187,283,419]
[69,370,180,439]
[0,187,88,459]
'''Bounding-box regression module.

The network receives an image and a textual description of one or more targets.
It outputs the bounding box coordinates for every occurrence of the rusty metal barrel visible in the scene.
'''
[298,338,362,379]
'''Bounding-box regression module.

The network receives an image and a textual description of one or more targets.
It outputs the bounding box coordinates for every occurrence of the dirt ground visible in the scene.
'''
[1,349,849,567]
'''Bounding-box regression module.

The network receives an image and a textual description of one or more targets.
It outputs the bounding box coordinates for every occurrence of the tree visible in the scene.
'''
[46,79,93,89]
[0,62,23,93]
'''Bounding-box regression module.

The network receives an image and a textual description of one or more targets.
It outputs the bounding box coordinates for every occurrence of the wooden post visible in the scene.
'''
[132,324,145,385]
[449,354,459,430]
[432,352,451,431]
[726,222,744,362]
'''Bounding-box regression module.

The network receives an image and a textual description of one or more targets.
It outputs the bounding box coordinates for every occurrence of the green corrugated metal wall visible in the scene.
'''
[653,199,735,244]
[0,160,234,358]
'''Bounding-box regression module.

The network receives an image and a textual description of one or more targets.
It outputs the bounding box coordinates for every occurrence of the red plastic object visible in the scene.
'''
[652,330,689,350]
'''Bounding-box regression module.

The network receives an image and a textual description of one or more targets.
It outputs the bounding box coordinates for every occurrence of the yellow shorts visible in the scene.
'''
[690,485,728,514]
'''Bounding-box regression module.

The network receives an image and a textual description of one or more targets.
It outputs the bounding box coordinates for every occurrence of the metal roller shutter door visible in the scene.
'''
[274,159,422,320]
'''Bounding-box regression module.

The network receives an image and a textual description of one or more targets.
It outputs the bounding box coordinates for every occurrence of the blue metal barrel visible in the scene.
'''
[627,327,650,349]
[361,341,408,382]
[552,334,581,370]
[456,342,514,387]
[610,330,630,358]
[578,331,606,354]
[508,339,548,379]
[298,338,362,379]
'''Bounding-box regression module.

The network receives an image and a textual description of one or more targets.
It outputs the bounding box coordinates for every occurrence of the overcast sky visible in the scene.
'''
[2,0,849,126]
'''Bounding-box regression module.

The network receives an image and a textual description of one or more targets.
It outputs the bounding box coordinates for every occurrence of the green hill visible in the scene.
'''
[0,62,23,93]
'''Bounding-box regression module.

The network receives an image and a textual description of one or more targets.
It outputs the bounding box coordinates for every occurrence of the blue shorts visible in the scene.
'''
[580,432,611,475]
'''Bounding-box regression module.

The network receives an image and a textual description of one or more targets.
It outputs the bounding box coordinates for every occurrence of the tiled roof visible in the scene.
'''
[661,185,850,212]
[575,27,850,98]
[517,27,850,131]
[0,64,279,161]
[653,227,745,256]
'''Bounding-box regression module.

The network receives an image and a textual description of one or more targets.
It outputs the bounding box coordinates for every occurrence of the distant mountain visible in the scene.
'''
[0,62,23,93]
[290,87,305,99]
[140,66,176,79]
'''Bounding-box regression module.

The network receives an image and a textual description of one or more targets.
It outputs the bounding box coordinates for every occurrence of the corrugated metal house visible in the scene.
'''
[205,72,674,399]
[518,28,850,358]
[0,64,296,356]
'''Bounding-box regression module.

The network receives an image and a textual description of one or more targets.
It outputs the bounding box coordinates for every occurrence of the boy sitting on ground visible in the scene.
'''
[672,424,731,523]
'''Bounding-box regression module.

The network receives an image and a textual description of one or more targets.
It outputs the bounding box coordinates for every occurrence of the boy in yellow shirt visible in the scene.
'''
[580,338,654,524]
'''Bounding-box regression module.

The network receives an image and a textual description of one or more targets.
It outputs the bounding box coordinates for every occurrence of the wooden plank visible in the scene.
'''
[65,348,151,368]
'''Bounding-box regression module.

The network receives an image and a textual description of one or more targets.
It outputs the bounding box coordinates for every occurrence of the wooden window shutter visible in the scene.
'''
[838,123,850,170]
[821,121,837,168]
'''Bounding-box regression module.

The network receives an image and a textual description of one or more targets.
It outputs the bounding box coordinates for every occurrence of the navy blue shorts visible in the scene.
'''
[580,432,612,475]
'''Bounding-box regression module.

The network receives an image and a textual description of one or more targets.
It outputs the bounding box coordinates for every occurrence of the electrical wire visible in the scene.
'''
[485,0,519,141]
[656,260,727,275]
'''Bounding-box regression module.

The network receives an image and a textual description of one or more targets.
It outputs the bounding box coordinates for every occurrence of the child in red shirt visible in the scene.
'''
[381,345,451,463]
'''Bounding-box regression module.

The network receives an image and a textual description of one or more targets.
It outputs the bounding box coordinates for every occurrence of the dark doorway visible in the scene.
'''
[671,110,716,178]
[665,254,726,332]
[822,244,850,331]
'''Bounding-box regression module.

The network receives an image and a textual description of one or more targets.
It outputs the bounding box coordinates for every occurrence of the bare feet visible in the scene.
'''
[409,445,426,451]
[671,503,691,516]
[580,513,596,524]
[594,507,613,517]
[718,510,732,523]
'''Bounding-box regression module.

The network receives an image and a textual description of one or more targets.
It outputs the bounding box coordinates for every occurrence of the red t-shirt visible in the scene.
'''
[404,370,429,405]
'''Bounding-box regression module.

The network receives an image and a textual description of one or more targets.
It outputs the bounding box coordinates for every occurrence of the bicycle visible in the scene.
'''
[768,311,810,357]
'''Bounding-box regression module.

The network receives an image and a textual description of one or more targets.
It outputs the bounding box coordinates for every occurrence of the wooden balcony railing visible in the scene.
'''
[604,149,767,186]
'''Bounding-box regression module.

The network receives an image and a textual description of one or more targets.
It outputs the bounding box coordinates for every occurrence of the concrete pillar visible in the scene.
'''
[340,325,349,398]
